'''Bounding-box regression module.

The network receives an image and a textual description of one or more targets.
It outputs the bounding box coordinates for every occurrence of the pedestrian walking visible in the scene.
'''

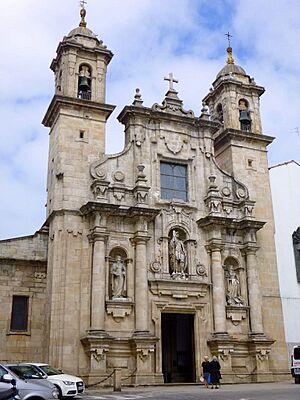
[209,355,221,389]
[201,355,210,388]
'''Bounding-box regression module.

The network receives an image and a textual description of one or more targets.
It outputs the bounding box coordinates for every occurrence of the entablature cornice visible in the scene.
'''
[117,105,220,134]
[42,95,115,127]
[0,258,47,267]
[149,279,209,299]
[51,40,113,71]
[203,79,265,104]
[44,209,81,227]
[214,128,274,151]
[80,201,160,221]
[197,215,265,232]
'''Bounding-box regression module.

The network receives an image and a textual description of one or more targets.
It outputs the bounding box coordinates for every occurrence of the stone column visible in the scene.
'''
[246,247,264,335]
[133,235,150,333]
[210,245,227,334]
[90,232,107,331]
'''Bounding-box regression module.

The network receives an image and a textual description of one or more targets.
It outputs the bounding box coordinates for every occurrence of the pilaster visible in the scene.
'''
[207,242,227,334]
[131,233,151,333]
[243,245,264,335]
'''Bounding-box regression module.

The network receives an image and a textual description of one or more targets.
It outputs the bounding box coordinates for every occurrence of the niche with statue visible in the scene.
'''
[168,228,188,279]
[224,257,246,306]
[108,248,127,300]
[224,257,249,327]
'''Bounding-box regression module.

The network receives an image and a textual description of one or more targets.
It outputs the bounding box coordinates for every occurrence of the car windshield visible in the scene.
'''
[294,348,300,360]
[39,365,62,376]
[8,366,44,380]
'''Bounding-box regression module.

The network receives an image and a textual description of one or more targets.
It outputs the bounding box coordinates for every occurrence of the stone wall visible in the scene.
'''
[0,229,48,362]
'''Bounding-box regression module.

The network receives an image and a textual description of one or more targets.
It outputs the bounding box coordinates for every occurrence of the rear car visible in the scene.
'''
[291,345,300,384]
[3,364,59,400]
[19,364,84,398]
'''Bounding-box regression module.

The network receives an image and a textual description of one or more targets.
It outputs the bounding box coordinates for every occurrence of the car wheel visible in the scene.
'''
[295,376,300,384]
[55,385,63,399]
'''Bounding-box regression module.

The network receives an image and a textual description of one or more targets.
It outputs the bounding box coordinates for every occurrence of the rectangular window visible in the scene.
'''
[293,228,300,283]
[10,295,29,331]
[160,162,187,202]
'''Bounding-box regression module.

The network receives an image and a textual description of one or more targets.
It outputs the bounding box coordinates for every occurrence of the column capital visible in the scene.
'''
[131,233,151,245]
[241,245,259,256]
[88,228,108,243]
[205,241,224,253]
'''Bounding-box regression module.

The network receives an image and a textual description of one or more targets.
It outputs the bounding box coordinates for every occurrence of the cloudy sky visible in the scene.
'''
[0,0,299,240]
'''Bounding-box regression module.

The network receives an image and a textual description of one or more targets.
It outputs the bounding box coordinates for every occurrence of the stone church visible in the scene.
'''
[0,6,289,385]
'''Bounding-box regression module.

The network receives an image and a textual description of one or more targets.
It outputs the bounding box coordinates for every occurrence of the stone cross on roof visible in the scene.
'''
[164,73,178,91]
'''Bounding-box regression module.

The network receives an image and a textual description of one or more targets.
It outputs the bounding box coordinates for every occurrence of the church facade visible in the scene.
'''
[0,8,289,385]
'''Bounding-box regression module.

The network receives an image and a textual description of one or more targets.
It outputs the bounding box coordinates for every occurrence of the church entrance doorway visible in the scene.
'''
[161,313,195,383]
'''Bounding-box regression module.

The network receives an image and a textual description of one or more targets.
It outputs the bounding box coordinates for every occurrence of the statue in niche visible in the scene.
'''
[225,265,244,306]
[169,230,187,277]
[111,255,126,298]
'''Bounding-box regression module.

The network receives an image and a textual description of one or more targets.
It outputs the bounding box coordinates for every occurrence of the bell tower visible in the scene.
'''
[43,3,114,215]
[204,46,264,136]
[203,41,287,373]
[42,4,115,369]
[203,43,270,176]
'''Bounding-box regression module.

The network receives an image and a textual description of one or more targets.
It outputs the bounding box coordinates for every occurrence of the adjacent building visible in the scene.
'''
[269,160,300,359]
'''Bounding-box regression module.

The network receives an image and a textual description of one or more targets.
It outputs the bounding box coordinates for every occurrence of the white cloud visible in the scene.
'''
[0,0,299,239]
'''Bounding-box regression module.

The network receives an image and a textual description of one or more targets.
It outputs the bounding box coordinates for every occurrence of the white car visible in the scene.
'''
[20,364,84,398]
[2,364,59,400]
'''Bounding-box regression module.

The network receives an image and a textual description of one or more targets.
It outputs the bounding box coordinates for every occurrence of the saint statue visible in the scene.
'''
[169,230,187,276]
[225,265,244,305]
[111,255,126,298]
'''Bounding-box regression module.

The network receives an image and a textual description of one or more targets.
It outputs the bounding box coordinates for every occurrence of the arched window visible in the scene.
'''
[56,70,62,92]
[238,99,251,132]
[108,248,127,299]
[216,103,224,123]
[293,227,300,282]
[78,64,92,100]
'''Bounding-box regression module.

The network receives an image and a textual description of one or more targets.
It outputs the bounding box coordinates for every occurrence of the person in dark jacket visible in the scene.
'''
[201,355,210,388]
[209,356,221,389]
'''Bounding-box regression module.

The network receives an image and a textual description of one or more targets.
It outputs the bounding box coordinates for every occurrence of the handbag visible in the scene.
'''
[199,375,204,383]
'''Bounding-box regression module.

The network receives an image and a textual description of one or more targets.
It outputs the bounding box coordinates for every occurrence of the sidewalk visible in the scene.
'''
[84,380,295,395]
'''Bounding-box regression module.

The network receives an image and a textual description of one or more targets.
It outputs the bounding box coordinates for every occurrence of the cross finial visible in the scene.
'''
[225,31,233,47]
[79,0,87,27]
[164,73,178,91]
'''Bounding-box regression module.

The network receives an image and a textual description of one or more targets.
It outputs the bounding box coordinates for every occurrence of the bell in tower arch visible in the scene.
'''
[239,99,251,132]
[78,65,91,100]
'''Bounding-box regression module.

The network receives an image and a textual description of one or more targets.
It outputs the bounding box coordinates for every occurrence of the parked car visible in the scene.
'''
[291,345,300,384]
[15,364,84,398]
[3,365,58,400]
[0,366,20,400]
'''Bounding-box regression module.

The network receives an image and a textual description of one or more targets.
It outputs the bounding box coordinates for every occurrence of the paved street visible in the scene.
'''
[81,381,299,400]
